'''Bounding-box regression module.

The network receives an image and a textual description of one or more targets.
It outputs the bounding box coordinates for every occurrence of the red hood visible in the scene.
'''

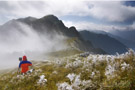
[23,55,27,61]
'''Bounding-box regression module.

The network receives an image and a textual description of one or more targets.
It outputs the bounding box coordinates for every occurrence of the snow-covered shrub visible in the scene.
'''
[37,75,47,85]
[91,72,95,77]
[121,62,130,71]
[57,82,73,90]
[67,73,76,82]
[72,60,82,68]
[105,64,116,79]
[72,75,81,88]
[65,59,82,68]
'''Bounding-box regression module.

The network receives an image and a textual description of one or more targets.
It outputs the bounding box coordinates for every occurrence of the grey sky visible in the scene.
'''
[0,0,135,31]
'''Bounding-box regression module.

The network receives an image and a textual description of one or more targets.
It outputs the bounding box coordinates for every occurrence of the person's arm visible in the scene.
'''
[27,61,32,66]
[27,61,34,70]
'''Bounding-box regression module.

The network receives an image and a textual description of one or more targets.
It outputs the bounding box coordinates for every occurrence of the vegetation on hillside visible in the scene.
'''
[0,49,135,90]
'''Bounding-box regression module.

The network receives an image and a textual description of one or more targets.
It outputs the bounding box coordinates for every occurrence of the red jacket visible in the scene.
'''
[19,56,32,73]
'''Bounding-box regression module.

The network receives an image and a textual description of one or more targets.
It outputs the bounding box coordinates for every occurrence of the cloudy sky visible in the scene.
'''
[0,0,135,32]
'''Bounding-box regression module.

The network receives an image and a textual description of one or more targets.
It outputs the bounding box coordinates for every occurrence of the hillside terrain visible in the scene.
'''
[0,15,134,90]
[80,30,127,54]
[0,49,135,90]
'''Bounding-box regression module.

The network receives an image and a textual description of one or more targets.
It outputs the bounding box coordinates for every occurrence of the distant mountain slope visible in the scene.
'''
[80,30,127,54]
[107,33,135,50]
[110,30,135,43]
[87,30,135,50]
[0,15,106,54]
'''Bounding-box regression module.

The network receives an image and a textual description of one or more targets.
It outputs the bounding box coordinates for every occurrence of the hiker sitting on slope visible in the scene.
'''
[18,55,32,74]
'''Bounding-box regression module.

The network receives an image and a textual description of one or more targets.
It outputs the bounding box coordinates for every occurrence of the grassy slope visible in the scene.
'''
[0,49,135,90]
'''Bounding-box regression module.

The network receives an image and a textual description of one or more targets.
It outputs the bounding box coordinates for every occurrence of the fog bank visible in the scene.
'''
[0,22,67,70]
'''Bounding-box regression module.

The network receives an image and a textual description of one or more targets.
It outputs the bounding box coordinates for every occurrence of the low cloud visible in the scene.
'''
[63,20,135,32]
[0,22,67,69]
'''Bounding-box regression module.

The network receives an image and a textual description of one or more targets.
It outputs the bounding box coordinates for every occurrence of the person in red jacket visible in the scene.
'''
[18,55,32,74]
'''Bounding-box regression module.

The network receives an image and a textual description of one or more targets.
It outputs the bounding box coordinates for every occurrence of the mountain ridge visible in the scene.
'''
[0,15,106,54]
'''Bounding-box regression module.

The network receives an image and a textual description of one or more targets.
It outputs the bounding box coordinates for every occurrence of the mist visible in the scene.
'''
[0,22,68,70]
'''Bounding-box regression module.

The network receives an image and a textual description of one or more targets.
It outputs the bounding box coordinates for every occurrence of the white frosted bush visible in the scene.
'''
[91,72,95,77]
[37,75,47,85]
[72,75,81,87]
[67,73,76,82]
[57,82,73,90]
[105,64,116,79]
[72,60,82,67]
[121,62,130,71]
